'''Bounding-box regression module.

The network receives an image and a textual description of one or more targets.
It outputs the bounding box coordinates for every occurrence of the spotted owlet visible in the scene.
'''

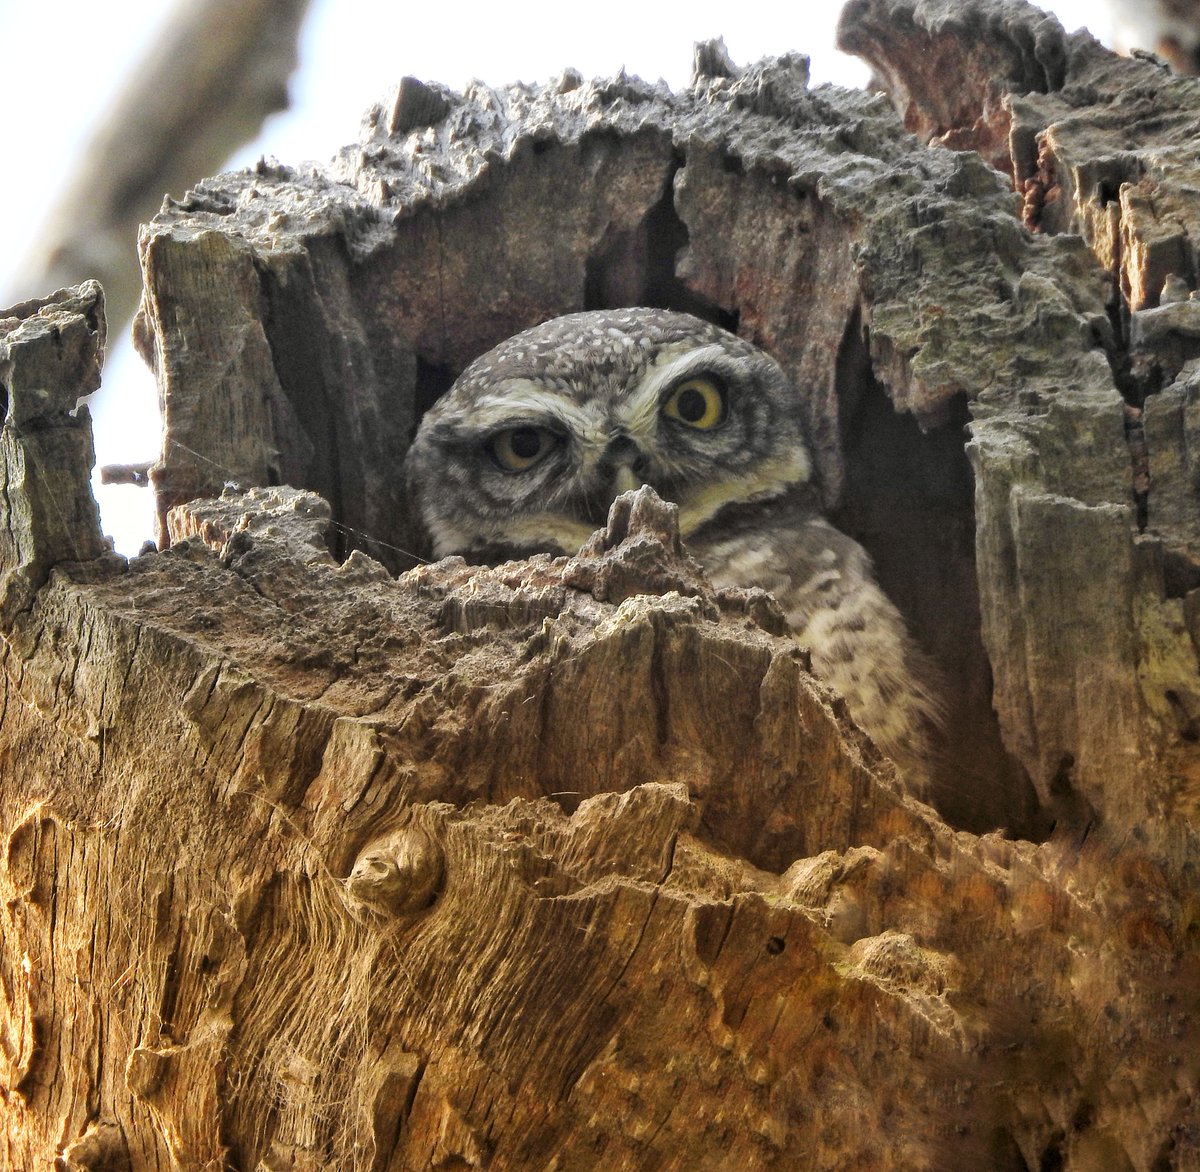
[404,307,941,773]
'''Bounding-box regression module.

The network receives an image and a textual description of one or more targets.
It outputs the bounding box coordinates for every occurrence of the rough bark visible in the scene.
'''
[4,1,1200,1169]
[840,0,1200,827]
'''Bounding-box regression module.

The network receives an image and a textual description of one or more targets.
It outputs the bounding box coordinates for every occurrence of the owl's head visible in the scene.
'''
[404,308,811,560]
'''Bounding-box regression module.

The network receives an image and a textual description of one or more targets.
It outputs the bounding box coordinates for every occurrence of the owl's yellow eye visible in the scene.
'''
[662,376,726,429]
[489,426,557,472]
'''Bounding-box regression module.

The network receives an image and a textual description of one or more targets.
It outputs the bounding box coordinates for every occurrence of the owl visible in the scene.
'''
[404,307,941,775]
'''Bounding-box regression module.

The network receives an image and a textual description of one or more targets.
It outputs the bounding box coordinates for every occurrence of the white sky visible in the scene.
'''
[0,0,1108,553]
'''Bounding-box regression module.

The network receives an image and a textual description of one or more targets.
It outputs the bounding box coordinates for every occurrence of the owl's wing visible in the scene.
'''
[695,514,942,784]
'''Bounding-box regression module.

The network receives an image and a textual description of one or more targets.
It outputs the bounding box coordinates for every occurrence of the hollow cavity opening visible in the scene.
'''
[832,309,1049,838]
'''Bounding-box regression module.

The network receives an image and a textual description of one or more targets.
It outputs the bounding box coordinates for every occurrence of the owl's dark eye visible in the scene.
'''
[662,376,726,429]
[488,426,558,472]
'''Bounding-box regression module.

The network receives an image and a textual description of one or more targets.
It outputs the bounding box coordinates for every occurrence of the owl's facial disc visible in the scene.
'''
[613,344,810,534]
[404,309,812,561]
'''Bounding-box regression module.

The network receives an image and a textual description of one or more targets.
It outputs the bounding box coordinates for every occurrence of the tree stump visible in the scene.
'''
[4,1,1200,1168]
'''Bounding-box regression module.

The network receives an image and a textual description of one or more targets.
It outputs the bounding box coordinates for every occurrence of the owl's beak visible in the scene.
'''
[612,465,643,496]
[599,434,645,500]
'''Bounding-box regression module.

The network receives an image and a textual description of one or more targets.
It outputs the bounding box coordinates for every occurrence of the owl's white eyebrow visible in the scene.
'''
[458,382,600,436]
[616,343,742,432]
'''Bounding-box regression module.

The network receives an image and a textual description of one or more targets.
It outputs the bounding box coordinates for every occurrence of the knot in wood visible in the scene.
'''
[346,827,444,917]
[61,1120,131,1171]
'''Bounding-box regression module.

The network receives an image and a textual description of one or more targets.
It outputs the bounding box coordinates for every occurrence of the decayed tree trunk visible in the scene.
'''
[5,1,1200,1168]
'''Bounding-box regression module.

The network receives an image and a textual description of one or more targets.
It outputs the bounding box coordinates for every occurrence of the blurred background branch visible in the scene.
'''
[1107,0,1200,73]
[3,0,312,331]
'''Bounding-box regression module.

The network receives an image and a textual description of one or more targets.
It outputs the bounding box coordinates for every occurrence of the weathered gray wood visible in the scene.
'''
[841,0,1200,829]
[0,283,114,623]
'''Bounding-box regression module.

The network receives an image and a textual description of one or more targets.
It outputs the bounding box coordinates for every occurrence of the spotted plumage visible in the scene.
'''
[404,307,940,775]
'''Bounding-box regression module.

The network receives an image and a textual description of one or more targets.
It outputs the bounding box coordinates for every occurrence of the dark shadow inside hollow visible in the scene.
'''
[413,356,455,433]
[586,154,739,330]
[258,251,346,532]
[830,309,1050,838]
